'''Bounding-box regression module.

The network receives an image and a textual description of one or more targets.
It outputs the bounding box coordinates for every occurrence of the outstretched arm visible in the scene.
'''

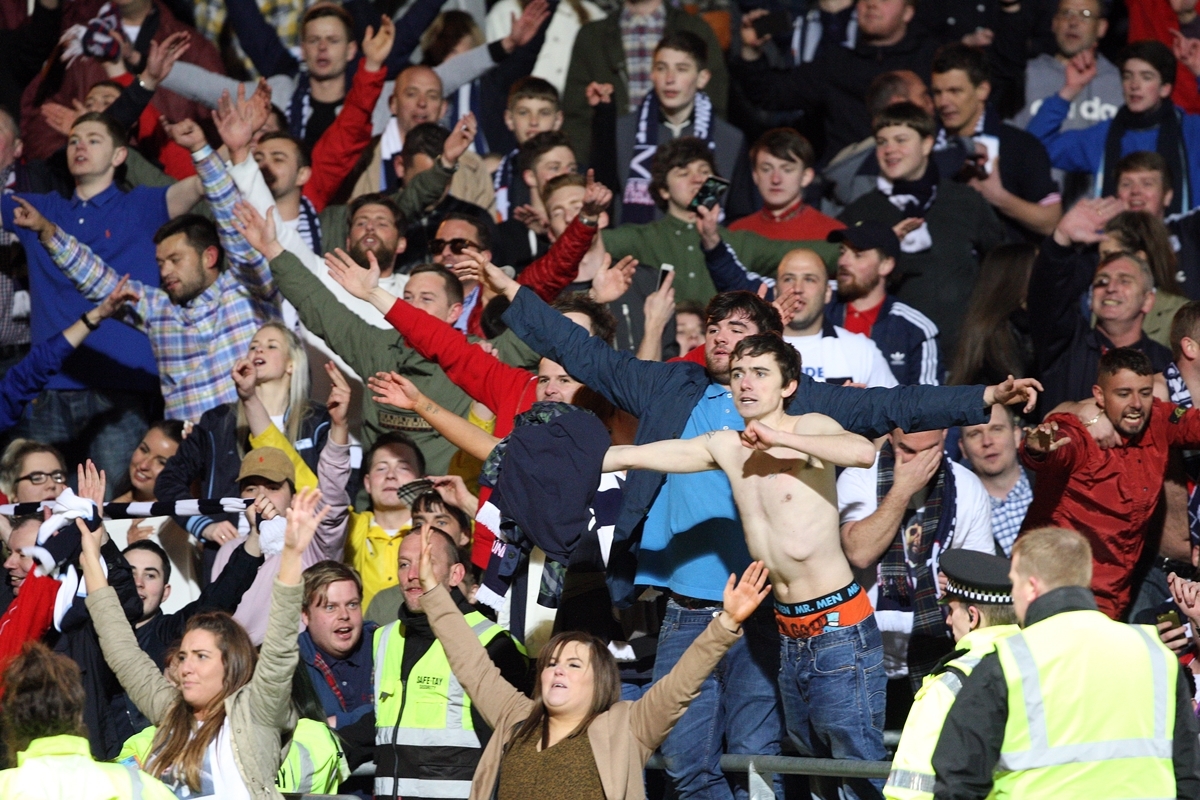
[742,415,876,469]
[368,371,500,461]
[604,435,718,474]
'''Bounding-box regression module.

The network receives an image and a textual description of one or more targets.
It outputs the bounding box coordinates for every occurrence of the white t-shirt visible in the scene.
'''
[160,721,251,800]
[837,454,994,678]
[784,326,898,388]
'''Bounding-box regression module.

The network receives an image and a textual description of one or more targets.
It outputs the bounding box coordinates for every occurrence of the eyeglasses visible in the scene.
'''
[16,470,67,486]
[1055,8,1095,20]
[428,238,480,256]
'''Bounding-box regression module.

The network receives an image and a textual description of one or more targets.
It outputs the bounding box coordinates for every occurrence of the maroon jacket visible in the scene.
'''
[20,0,222,161]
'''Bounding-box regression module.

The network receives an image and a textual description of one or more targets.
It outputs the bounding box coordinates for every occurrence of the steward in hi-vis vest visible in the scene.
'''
[931,527,1200,799]
[886,549,1018,800]
[372,583,528,800]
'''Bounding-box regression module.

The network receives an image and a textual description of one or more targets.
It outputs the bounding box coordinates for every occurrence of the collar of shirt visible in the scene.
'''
[454,285,482,333]
[763,197,807,222]
[992,468,1031,509]
[620,3,665,28]
[70,182,121,209]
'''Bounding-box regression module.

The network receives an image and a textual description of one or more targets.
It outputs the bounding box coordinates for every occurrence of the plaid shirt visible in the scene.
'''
[0,166,31,347]
[44,148,281,422]
[989,469,1032,557]
[620,3,667,111]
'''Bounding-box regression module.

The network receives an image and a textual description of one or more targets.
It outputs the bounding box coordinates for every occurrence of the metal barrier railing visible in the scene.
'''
[645,753,892,780]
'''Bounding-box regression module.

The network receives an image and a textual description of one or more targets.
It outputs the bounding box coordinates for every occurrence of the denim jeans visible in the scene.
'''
[14,388,159,500]
[779,615,887,800]
[655,600,785,800]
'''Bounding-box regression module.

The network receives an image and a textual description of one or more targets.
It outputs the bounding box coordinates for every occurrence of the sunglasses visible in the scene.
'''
[17,470,67,486]
[428,238,480,256]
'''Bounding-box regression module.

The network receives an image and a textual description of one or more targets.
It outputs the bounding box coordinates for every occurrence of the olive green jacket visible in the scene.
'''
[267,250,536,473]
[601,214,838,305]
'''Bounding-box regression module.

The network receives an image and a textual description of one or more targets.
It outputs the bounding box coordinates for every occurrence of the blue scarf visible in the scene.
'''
[621,90,715,224]
[287,59,358,141]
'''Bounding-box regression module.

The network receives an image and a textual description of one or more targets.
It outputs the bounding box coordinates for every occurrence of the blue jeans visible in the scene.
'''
[779,615,887,800]
[14,388,158,500]
[655,600,784,800]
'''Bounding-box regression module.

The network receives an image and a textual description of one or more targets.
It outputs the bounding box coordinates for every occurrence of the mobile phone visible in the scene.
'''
[1158,609,1183,629]
[688,176,731,211]
[953,154,989,183]
[752,9,793,41]
[658,263,675,289]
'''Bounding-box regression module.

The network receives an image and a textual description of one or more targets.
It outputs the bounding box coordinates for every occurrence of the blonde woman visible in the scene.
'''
[155,323,330,553]
[82,488,328,800]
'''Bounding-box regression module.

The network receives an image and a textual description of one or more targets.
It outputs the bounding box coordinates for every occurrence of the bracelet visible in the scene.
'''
[80,312,100,331]
[579,213,600,227]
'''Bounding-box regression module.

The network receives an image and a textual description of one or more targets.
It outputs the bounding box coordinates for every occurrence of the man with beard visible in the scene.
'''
[700,241,896,387]
[1019,347,1200,620]
[825,220,942,385]
[10,117,282,423]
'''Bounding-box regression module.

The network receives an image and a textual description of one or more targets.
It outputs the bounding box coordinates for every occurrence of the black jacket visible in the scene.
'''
[1028,238,1172,417]
[840,178,1005,359]
[931,586,1200,799]
[731,29,940,161]
[134,542,265,668]
[154,400,330,540]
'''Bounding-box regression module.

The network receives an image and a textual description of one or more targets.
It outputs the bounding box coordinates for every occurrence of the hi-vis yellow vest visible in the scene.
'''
[992,610,1176,799]
[885,624,1019,800]
[372,612,516,800]
[118,719,347,794]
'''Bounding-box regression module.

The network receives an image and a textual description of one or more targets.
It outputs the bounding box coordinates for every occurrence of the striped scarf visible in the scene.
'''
[296,195,322,254]
[1165,361,1200,547]
[621,90,715,224]
[875,442,957,687]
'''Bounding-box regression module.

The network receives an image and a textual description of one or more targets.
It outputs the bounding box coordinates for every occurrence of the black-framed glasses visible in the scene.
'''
[428,238,480,256]
[16,470,67,486]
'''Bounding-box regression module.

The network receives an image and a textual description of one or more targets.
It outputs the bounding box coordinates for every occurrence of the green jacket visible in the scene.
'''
[562,6,728,166]
[600,214,839,305]
[87,580,303,800]
[267,250,535,473]
[318,162,454,256]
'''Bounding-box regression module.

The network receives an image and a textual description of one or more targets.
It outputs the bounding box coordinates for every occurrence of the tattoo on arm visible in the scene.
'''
[424,402,439,416]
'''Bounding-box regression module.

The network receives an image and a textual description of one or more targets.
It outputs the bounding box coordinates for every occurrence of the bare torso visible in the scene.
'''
[705,415,856,605]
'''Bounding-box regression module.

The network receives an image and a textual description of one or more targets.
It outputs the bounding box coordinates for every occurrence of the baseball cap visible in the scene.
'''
[237,447,296,486]
[827,220,901,260]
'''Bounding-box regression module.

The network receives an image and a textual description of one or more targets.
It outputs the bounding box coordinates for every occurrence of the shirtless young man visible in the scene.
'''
[602,332,889,795]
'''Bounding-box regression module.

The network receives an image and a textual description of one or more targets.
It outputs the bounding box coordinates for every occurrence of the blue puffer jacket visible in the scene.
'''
[501,287,992,605]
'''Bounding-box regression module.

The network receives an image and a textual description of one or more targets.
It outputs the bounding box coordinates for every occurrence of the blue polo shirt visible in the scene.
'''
[635,381,752,601]
[1,185,165,393]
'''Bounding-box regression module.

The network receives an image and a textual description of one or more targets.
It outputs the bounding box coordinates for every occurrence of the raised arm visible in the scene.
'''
[249,488,327,731]
[368,371,500,461]
[417,531,535,729]
[80,520,179,724]
[698,204,773,297]
[603,435,719,474]
[11,198,154,320]
[741,414,876,469]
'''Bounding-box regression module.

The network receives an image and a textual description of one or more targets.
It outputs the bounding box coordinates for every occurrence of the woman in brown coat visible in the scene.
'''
[414,526,771,800]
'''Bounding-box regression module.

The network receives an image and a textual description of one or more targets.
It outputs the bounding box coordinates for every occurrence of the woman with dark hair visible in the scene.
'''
[414,526,770,800]
[949,242,1038,387]
[1101,210,1188,348]
[0,641,177,798]
[80,487,328,799]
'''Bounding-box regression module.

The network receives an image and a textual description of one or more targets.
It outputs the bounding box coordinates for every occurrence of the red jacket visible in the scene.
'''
[20,0,224,161]
[0,572,60,684]
[304,58,387,212]
[1020,400,1200,618]
[1128,0,1200,115]
[463,216,599,338]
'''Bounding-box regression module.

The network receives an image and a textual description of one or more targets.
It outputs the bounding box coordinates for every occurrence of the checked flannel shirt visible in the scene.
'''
[44,146,281,422]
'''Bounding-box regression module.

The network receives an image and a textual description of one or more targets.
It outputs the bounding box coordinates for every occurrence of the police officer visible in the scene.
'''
[372,529,528,800]
[885,548,1019,800]
[931,527,1200,799]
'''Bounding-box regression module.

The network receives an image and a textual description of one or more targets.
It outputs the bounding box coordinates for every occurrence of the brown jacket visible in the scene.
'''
[422,583,741,800]
[87,579,303,800]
